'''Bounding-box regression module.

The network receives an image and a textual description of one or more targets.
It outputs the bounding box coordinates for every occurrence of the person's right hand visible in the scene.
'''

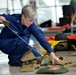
[50,52,63,65]
[0,16,6,23]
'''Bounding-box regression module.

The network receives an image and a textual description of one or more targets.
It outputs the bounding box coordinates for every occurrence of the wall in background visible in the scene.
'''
[0,0,71,26]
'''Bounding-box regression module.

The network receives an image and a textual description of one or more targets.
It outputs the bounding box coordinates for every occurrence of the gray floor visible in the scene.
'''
[0,43,76,75]
[0,28,76,75]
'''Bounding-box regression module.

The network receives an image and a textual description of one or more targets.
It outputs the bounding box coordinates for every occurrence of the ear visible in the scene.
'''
[22,15,25,19]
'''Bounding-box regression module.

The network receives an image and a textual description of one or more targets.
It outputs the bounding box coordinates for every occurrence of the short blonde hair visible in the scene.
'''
[21,5,36,19]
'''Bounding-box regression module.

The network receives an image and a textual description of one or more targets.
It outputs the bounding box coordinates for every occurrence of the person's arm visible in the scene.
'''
[29,23,62,64]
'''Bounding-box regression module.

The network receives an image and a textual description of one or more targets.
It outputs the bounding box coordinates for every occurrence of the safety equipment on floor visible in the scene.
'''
[54,40,69,52]
[36,66,69,74]
[41,40,69,54]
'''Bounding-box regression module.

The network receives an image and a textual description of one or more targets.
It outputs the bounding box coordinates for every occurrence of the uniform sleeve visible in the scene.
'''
[29,23,53,53]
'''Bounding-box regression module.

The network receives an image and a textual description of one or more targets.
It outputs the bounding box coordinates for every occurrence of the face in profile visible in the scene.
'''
[21,15,34,27]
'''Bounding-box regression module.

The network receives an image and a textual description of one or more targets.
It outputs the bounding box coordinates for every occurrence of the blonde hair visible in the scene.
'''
[21,5,36,19]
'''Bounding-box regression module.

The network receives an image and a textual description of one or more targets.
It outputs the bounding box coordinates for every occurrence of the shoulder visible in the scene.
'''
[0,14,21,20]
[10,14,21,19]
[11,14,20,16]
[0,14,21,17]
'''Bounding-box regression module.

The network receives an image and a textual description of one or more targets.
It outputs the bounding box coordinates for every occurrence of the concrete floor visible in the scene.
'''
[0,43,76,75]
[0,28,76,75]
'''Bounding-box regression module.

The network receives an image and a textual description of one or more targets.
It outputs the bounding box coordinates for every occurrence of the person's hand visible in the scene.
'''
[0,16,6,23]
[50,52,63,64]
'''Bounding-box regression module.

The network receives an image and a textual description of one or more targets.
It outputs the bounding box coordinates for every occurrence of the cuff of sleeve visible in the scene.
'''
[47,49,53,53]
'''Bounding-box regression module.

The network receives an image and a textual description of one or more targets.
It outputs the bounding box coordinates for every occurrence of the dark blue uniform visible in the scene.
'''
[0,14,53,63]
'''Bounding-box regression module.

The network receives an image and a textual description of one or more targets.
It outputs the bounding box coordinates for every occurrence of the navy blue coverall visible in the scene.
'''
[0,14,53,63]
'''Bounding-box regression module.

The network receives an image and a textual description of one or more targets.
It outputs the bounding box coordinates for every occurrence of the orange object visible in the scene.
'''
[46,33,76,41]
[67,34,76,40]
[49,24,70,30]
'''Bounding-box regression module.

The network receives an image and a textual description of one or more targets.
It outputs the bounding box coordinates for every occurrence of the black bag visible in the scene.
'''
[39,20,52,27]
[55,33,67,40]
